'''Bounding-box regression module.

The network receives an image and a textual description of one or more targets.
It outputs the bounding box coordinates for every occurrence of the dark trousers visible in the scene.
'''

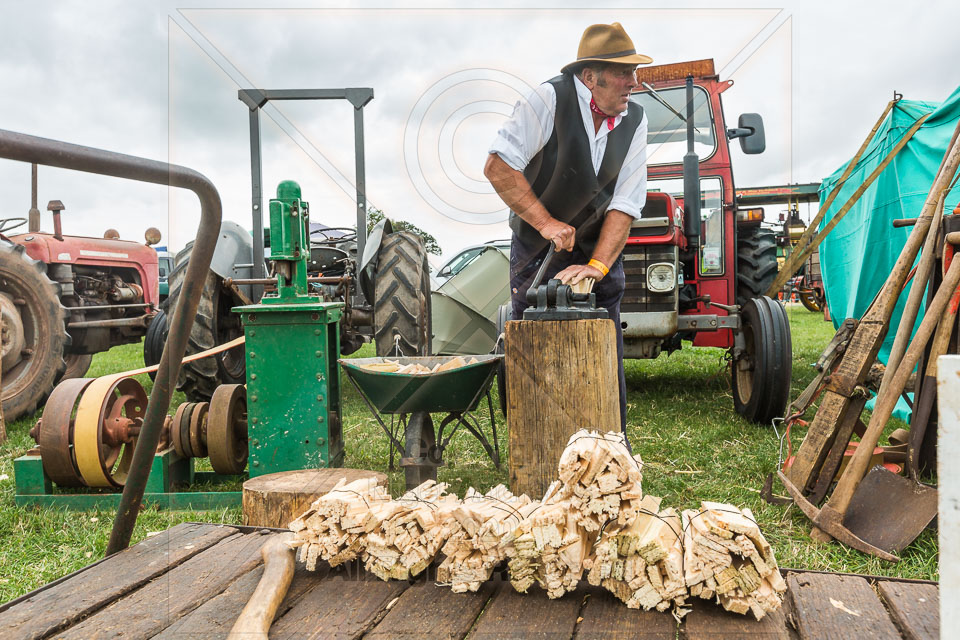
[508,236,628,436]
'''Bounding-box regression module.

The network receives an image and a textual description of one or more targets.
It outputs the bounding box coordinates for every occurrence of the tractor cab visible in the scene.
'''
[621,59,791,424]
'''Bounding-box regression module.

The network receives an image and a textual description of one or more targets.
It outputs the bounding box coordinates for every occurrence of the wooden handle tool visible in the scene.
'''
[227,532,301,640]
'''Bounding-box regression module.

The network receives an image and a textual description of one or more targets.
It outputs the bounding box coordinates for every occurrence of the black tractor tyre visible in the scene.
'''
[0,243,68,421]
[732,296,792,424]
[167,244,246,402]
[143,309,168,381]
[494,302,510,417]
[60,353,93,381]
[373,232,431,357]
[403,411,438,490]
[736,227,778,306]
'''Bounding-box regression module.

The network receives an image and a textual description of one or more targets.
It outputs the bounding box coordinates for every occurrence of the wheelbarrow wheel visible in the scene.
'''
[403,412,437,490]
[494,302,510,417]
[798,287,823,313]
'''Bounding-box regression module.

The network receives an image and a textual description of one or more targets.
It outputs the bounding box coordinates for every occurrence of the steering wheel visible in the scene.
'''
[0,218,28,234]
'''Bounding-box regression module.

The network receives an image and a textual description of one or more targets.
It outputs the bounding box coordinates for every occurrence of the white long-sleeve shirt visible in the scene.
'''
[489,74,648,218]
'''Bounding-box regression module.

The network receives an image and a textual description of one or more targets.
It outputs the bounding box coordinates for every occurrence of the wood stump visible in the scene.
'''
[505,318,619,499]
[242,468,388,528]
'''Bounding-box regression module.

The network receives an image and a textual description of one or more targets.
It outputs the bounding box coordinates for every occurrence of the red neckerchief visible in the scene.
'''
[589,97,616,131]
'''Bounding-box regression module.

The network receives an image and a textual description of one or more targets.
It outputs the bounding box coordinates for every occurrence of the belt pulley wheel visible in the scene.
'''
[38,377,94,487]
[73,377,148,488]
[189,402,209,458]
[208,384,248,475]
[172,402,195,459]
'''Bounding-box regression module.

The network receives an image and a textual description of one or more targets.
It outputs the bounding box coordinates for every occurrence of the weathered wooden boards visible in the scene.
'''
[506,318,620,498]
[0,522,236,640]
[242,468,388,529]
[683,502,786,620]
[1,522,938,639]
[787,572,902,639]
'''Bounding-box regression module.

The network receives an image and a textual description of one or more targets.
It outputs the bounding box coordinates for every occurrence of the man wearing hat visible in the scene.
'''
[484,22,650,436]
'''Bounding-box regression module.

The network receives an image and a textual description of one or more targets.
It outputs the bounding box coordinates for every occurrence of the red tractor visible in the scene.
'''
[0,193,159,421]
[617,58,791,423]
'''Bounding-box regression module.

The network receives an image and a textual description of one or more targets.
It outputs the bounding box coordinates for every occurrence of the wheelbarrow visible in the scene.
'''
[339,355,502,490]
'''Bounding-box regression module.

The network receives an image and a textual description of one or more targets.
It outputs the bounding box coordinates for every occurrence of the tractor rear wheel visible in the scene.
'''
[736,227,778,306]
[167,243,245,402]
[403,411,437,490]
[373,231,431,357]
[60,353,93,381]
[0,243,67,421]
[732,296,791,424]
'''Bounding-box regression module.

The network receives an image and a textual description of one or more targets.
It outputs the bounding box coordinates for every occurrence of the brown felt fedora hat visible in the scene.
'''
[561,22,653,73]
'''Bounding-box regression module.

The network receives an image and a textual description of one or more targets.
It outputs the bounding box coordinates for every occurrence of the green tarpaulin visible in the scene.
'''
[819,86,960,420]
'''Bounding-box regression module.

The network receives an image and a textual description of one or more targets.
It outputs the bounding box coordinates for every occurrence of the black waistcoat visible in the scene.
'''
[509,73,643,256]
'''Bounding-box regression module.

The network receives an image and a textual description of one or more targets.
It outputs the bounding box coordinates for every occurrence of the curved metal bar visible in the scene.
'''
[0,129,223,555]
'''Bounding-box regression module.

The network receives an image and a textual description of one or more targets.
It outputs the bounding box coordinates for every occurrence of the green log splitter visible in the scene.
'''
[234,180,345,477]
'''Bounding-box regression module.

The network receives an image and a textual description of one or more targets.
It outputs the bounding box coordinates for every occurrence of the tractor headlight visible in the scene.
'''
[647,263,677,293]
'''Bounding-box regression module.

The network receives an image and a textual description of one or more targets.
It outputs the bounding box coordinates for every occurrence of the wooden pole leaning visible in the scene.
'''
[505,318,620,499]
[877,194,945,401]
[766,109,929,298]
[785,131,960,495]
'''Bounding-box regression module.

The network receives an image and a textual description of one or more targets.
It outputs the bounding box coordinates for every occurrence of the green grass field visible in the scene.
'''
[0,304,937,602]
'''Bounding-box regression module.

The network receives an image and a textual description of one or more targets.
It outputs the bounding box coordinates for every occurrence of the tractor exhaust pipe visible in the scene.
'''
[682,75,701,250]
[28,163,40,232]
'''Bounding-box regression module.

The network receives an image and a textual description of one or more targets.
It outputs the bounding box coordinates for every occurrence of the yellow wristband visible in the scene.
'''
[588,259,609,278]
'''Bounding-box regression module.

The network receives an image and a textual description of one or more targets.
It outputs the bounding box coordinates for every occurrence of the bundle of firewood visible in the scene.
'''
[286,443,787,622]
[436,484,531,592]
[500,482,592,599]
[289,479,459,581]
[682,502,786,620]
[288,477,392,570]
[557,429,645,531]
[361,481,460,581]
[584,494,687,612]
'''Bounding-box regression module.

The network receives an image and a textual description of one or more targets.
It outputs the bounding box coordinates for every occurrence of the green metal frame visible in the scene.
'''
[13,449,242,510]
[233,180,345,477]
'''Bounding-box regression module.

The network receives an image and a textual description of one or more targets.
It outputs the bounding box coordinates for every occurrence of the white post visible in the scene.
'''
[937,354,960,638]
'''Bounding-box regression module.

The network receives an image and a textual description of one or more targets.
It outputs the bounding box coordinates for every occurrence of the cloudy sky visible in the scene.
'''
[0,0,956,264]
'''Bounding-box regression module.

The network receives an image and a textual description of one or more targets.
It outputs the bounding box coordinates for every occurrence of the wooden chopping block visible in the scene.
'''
[243,468,388,528]
[505,318,619,499]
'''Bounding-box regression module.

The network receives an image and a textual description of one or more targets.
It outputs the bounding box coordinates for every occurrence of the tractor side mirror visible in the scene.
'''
[727,113,765,154]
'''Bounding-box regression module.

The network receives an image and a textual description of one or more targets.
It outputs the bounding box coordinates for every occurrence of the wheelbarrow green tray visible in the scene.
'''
[339,355,501,414]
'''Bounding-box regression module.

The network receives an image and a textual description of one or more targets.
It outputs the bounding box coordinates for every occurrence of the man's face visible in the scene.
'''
[587,64,639,115]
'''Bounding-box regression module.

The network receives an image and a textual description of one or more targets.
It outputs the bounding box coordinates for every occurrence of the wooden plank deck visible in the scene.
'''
[0,523,939,640]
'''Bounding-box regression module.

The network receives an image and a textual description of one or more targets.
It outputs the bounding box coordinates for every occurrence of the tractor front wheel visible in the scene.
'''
[373,231,431,357]
[732,296,791,424]
[0,243,67,421]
